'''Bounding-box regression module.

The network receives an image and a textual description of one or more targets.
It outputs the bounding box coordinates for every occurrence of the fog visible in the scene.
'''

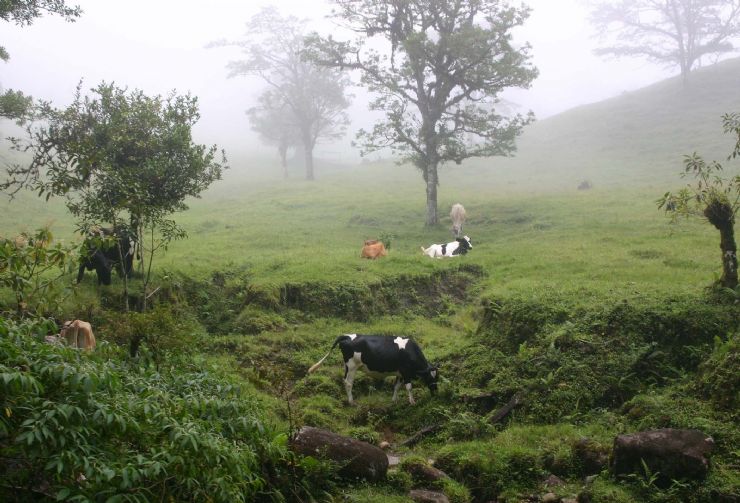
[1,0,672,163]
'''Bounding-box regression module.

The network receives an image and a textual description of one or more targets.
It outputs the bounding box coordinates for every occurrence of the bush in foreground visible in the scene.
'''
[0,316,304,502]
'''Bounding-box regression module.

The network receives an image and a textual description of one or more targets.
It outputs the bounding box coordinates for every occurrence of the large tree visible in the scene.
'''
[247,90,301,178]
[2,82,226,310]
[660,112,740,289]
[210,7,351,180]
[589,0,740,86]
[306,0,537,226]
[0,0,81,122]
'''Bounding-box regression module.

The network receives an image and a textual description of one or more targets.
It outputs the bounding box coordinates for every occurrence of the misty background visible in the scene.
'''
[0,0,679,165]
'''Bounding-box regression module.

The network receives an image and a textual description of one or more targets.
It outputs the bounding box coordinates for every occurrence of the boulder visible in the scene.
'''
[290,426,388,481]
[543,474,565,487]
[408,489,450,503]
[542,493,560,503]
[572,437,609,475]
[402,459,449,483]
[611,428,714,484]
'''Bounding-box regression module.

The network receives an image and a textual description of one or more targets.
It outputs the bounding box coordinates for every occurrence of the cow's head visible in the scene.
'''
[456,236,472,254]
[418,365,439,395]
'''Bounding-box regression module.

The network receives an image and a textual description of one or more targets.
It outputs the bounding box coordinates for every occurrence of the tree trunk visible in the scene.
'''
[279,145,288,179]
[704,200,738,288]
[425,161,438,226]
[718,222,738,288]
[304,144,315,181]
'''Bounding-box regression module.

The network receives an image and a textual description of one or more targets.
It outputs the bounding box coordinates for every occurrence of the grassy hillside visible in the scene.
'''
[3,58,738,295]
[1,59,739,502]
[487,56,740,189]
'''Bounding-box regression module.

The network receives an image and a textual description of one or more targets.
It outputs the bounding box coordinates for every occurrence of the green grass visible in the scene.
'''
[3,59,738,300]
[1,58,739,503]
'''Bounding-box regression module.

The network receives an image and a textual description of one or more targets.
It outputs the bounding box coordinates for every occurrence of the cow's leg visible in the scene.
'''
[344,358,359,405]
[405,382,416,405]
[392,376,402,402]
[398,371,416,405]
[76,263,86,284]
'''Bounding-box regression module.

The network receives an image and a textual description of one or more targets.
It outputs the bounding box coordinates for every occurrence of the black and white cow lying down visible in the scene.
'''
[421,235,472,258]
[308,334,438,405]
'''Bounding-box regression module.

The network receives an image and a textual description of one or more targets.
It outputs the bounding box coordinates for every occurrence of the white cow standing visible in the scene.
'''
[450,203,466,238]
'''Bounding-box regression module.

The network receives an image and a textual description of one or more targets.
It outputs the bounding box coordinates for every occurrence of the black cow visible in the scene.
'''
[77,228,136,286]
[308,334,438,405]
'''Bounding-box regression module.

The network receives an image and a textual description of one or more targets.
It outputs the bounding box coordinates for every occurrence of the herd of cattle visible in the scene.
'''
[66,204,470,405]
[360,203,471,260]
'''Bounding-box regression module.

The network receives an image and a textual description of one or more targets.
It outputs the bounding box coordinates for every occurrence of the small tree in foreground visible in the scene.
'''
[2,82,227,312]
[660,113,740,288]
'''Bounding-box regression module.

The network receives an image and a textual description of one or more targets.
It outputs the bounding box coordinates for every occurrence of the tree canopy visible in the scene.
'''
[306,0,537,225]
[210,7,351,180]
[2,82,226,308]
[589,0,740,86]
[247,90,301,178]
[0,0,81,121]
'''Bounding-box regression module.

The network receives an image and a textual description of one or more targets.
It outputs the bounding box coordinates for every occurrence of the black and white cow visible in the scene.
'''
[77,228,136,286]
[308,334,438,405]
[420,235,472,258]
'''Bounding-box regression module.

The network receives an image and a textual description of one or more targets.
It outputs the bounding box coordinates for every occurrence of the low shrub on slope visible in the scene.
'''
[0,317,304,503]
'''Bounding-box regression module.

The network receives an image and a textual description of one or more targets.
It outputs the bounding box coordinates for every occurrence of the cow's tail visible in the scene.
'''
[308,335,349,373]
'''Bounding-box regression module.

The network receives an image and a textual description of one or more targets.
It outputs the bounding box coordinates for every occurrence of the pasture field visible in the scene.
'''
[2,150,720,298]
[1,59,739,502]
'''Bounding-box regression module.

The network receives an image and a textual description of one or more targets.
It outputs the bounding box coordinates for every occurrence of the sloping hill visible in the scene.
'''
[461,57,740,191]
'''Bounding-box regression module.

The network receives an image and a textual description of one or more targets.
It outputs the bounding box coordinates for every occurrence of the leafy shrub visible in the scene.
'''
[346,426,380,445]
[0,228,76,316]
[698,333,739,410]
[385,469,413,492]
[0,316,303,502]
[469,293,738,422]
[97,305,202,365]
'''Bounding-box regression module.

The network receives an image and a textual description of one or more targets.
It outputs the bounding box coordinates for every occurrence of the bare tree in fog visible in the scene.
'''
[0,0,81,122]
[306,0,537,226]
[589,0,740,87]
[210,7,351,181]
[247,90,301,178]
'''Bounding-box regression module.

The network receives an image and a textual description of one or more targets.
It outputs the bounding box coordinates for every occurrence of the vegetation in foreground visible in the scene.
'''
[1,60,739,502]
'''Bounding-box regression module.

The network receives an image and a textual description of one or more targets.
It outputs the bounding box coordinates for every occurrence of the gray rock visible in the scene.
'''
[572,437,609,475]
[408,489,450,503]
[544,474,565,487]
[290,426,388,481]
[542,493,561,503]
[402,460,449,482]
[612,428,714,485]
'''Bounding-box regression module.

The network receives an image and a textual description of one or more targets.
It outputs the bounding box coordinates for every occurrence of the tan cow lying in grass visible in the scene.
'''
[361,240,387,259]
[57,319,96,351]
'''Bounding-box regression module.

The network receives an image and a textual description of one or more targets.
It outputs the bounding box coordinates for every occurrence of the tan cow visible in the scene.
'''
[360,240,387,259]
[59,320,96,351]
